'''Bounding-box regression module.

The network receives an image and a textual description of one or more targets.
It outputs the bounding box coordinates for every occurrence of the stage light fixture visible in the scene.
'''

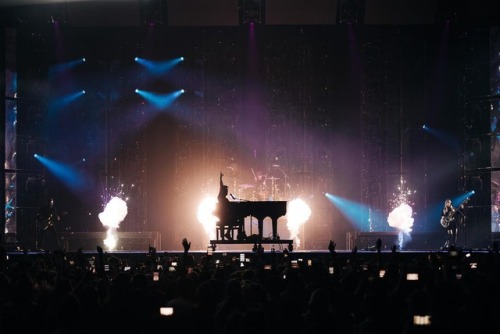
[242,0,262,24]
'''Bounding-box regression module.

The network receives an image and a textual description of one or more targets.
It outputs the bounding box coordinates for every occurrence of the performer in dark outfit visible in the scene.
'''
[36,197,61,251]
[217,172,233,240]
[440,198,457,249]
[440,198,468,249]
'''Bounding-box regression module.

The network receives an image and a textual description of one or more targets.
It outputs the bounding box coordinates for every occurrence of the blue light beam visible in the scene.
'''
[34,155,86,192]
[50,57,86,74]
[422,125,459,150]
[49,90,85,111]
[135,57,184,75]
[325,193,372,230]
[135,89,184,109]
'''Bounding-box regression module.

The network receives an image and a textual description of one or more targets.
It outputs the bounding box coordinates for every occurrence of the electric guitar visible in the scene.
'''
[440,198,469,228]
[39,211,67,230]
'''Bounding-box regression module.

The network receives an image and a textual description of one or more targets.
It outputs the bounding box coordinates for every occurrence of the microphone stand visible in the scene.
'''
[274,165,289,199]
[230,194,250,239]
[456,210,467,249]
[230,193,250,202]
[462,210,468,249]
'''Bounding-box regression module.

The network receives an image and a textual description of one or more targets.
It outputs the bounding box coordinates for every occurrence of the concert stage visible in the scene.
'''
[5,226,496,274]
[5,229,483,254]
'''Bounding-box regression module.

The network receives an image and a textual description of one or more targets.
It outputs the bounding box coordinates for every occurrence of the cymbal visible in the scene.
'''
[267,177,280,181]
[239,184,255,189]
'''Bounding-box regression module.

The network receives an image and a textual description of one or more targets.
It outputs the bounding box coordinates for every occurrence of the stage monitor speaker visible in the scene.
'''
[347,231,442,251]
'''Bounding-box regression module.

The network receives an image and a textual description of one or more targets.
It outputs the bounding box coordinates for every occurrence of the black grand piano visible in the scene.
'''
[214,200,287,241]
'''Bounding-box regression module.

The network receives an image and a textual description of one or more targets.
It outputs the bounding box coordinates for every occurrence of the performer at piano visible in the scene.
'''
[440,198,458,250]
[217,172,234,240]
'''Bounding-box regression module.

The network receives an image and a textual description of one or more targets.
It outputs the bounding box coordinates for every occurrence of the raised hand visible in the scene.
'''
[182,238,191,253]
[328,240,336,253]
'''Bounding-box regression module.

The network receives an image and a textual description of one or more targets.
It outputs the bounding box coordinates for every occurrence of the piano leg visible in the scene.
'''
[237,224,246,241]
[221,223,234,240]
[272,218,278,240]
[217,226,226,240]
[258,219,263,240]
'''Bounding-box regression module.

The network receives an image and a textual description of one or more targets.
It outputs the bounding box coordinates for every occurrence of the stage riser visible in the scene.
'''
[60,232,161,251]
[347,232,443,251]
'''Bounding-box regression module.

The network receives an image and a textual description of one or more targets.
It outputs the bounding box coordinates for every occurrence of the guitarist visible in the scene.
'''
[36,197,61,251]
[441,198,458,249]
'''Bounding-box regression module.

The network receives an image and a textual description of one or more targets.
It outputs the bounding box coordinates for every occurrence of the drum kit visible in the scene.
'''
[237,176,282,201]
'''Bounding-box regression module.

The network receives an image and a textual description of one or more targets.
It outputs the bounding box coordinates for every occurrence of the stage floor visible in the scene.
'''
[5,246,492,272]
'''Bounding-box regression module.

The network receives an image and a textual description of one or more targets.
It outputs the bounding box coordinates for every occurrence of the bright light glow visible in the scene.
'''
[104,230,118,250]
[286,198,311,249]
[99,197,128,250]
[197,196,218,240]
[99,196,127,229]
[387,203,414,249]
[387,203,414,232]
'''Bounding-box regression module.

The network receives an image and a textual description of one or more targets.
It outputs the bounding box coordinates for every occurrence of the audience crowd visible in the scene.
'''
[0,238,499,334]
